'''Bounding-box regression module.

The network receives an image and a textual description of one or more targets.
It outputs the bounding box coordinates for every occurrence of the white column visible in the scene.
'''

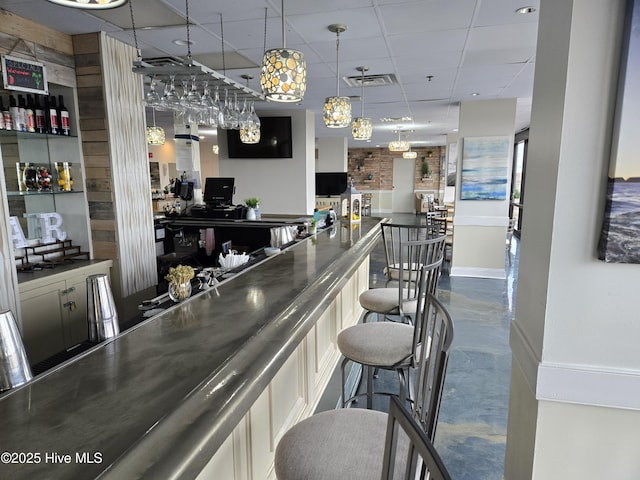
[317,137,347,173]
[505,1,639,479]
[450,98,516,279]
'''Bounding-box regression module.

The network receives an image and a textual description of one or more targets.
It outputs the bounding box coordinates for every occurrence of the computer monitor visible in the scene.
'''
[204,177,235,207]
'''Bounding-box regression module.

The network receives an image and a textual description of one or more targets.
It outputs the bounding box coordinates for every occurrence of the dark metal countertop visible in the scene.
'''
[0,218,384,480]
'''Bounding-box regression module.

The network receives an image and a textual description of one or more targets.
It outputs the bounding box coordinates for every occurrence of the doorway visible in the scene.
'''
[392,157,416,213]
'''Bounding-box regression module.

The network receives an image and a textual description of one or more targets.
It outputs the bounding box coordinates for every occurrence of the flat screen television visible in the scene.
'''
[226,116,293,158]
[204,177,235,206]
[315,172,348,197]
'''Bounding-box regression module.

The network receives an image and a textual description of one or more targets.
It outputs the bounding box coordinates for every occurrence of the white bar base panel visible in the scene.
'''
[196,260,370,480]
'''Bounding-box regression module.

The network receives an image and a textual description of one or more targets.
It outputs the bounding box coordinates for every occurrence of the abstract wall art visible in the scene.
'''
[460,136,510,201]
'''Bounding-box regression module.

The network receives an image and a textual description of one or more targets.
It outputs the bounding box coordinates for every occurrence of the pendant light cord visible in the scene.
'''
[360,69,365,117]
[185,0,192,65]
[128,0,141,61]
[281,0,286,48]
[264,7,268,52]
[335,31,341,97]
[220,14,226,75]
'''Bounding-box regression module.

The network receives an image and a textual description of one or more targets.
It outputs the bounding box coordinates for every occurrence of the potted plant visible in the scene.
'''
[245,197,260,220]
[421,158,432,180]
[165,264,195,302]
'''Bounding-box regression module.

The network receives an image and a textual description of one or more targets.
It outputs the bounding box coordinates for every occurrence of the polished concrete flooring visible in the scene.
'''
[316,213,517,480]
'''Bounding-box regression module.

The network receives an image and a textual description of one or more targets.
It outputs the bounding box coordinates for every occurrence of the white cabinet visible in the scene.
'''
[18,260,112,365]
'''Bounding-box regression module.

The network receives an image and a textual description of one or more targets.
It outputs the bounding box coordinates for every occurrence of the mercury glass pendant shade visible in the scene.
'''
[352,66,372,140]
[323,96,352,128]
[388,139,410,152]
[261,0,307,102]
[261,48,307,102]
[46,0,127,8]
[323,24,351,128]
[146,126,165,146]
[352,117,372,140]
[240,124,261,144]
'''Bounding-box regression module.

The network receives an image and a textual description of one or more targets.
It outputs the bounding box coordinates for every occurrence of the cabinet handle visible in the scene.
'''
[63,301,77,311]
[67,286,76,293]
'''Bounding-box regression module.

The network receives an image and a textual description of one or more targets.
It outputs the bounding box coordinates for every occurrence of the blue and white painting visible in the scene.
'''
[460,136,510,200]
[598,0,640,263]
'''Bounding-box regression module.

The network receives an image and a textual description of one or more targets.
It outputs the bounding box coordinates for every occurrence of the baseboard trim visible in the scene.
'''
[511,321,640,411]
[450,266,506,279]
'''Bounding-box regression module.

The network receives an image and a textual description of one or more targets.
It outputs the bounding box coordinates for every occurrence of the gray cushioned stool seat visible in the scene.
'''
[358,288,417,316]
[337,322,413,366]
[274,408,407,480]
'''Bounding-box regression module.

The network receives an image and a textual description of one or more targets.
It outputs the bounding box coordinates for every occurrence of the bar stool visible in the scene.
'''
[340,254,444,409]
[274,294,454,480]
[364,227,446,322]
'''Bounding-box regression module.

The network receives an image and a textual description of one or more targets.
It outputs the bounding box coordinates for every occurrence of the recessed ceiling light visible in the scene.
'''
[471,92,480,96]
[516,6,536,14]
[173,39,194,46]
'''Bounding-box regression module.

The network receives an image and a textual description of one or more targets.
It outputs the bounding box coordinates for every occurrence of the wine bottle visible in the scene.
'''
[9,95,22,131]
[58,95,70,136]
[0,97,6,130]
[48,96,59,135]
[17,95,28,132]
[1,97,11,130]
[25,95,35,133]
[34,95,46,134]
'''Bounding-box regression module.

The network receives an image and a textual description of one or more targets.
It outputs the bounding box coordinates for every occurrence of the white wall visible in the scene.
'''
[218,109,315,215]
[316,137,347,172]
[505,0,640,478]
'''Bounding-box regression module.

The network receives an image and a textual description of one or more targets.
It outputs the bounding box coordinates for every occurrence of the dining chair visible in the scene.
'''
[274,293,454,480]
[340,257,443,409]
[506,217,516,266]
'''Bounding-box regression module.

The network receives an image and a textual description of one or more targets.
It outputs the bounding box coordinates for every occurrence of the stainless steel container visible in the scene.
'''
[87,274,119,343]
[0,310,33,392]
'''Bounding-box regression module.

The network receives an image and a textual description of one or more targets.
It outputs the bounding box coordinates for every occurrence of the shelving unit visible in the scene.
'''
[0,86,91,269]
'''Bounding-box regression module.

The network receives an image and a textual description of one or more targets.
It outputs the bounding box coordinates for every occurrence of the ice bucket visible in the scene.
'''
[87,274,119,343]
[0,310,33,392]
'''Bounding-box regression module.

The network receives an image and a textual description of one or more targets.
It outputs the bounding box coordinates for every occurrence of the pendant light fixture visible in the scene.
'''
[403,148,417,159]
[388,130,410,152]
[261,0,307,102]
[46,0,126,9]
[351,66,372,140]
[146,109,165,146]
[323,24,351,128]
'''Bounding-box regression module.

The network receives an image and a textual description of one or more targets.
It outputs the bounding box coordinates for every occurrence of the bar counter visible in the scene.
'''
[0,217,384,480]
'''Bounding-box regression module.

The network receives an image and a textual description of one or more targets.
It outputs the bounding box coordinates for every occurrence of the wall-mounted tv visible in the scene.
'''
[226,116,293,158]
[316,172,348,197]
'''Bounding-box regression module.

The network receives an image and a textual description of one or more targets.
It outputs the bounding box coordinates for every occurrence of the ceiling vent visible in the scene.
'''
[141,56,187,68]
[343,73,398,88]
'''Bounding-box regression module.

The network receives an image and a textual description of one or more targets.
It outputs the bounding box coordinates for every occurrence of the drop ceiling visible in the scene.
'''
[0,0,539,147]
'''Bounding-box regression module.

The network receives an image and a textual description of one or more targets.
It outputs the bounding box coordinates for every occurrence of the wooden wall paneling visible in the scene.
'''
[0,10,73,55]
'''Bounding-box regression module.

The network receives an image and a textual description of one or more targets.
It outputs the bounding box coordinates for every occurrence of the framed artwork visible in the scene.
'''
[460,136,510,200]
[598,0,640,263]
[446,142,457,186]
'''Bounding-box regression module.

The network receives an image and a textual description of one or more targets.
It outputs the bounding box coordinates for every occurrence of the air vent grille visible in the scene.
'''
[343,73,398,88]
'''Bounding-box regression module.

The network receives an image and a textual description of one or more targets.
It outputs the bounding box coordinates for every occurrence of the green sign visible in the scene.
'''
[2,55,48,95]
